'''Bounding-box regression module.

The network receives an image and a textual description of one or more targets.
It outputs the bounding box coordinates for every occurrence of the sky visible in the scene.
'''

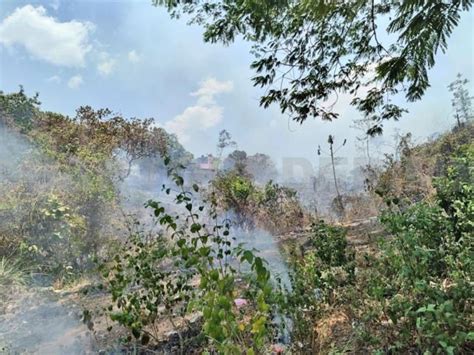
[1,0,473,175]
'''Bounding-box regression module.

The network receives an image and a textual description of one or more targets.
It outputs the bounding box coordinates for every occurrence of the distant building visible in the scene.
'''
[195,154,217,171]
[185,154,219,184]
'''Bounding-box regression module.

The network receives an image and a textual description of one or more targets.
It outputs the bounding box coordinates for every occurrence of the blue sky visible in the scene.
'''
[1,0,473,172]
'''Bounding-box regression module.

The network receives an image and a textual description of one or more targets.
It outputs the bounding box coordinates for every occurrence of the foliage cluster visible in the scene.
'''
[98,161,278,354]
[155,0,472,133]
[0,89,191,285]
[374,123,474,209]
[286,221,355,351]
[222,150,277,184]
[211,170,305,233]
[287,144,473,353]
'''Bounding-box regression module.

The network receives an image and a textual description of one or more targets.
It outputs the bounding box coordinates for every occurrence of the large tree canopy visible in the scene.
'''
[154,0,472,134]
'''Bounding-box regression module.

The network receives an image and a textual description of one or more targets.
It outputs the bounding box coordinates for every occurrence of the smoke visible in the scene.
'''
[0,121,374,352]
[118,156,185,226]
[0,291,93,354]
[233,228,290,288]
[0,125,95,354]
[118,157,292,286]
[0,124,33,181]
[231,228,292,344]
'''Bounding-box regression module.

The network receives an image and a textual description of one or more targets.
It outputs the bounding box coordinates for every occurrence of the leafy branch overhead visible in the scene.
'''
[154,0,472,134]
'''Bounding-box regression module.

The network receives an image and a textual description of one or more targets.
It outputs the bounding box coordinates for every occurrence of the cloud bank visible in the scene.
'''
[0,5,93,67]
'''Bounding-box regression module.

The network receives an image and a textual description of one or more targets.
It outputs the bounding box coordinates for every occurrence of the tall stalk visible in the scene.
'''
[328,135,344,215]
[318,135,346,217]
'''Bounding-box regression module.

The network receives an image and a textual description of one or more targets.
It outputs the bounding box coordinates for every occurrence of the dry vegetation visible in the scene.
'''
[0,91,472,353]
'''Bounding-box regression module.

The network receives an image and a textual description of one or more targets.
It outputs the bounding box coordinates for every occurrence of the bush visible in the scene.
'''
[369,146,473,352]
[97,165,277,353]
[0,89,192,285]
[284,147,473,353]
[211,172,305,233]
[286,221,355,352]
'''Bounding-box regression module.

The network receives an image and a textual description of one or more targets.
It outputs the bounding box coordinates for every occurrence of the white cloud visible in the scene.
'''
[191,77,233,105]
[128,50,141,63]
[0,5,93,67]
[46,75,61,84]
[165,106,223,143]
[67,75,83,89]
[164,78,233,142]
[97,52,116,76]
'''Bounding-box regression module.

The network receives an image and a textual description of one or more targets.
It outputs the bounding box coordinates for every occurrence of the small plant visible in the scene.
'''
[98,158,277,353]
[0,256,27,288]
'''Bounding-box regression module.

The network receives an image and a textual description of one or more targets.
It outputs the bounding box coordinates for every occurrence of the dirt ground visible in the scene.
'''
[0,280,204,355]
[0,286,95,354]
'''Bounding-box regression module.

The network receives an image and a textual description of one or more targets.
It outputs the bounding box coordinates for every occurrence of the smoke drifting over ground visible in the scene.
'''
[0,120,366,352]
[0,290,93,354]
[0,125,93,354]
[0,124,32,179]
[233,228,291,288]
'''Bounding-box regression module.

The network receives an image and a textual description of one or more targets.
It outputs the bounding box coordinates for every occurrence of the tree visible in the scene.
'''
[216,129,237,170]
[0,86,40,131]
[246,153,277,184]
[224,151,277,183]
[137,127,193,181]
[352,117,374,167]
[155,0,472,134]
[224,149,248,175]
[448,73,473,128]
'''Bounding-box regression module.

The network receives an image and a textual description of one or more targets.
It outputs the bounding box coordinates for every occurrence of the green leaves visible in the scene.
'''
[371,147,474,352]
[156,0,472,131]
[240,250,254,264]
[211,170,304,233]
[190,223,202,233]
[101,158,275,352]
[252,257,270,284]
[146,200,166,217]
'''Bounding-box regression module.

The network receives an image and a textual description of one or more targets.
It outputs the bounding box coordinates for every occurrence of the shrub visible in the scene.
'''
[211,172,305,233]
[370,146,473,352]
[97,163,277,353]
[284,147,473,353]
[286,221,355,352]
